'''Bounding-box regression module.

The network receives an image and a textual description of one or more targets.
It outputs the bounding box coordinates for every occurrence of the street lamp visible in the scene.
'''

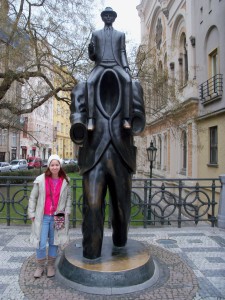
[146,141,157,223]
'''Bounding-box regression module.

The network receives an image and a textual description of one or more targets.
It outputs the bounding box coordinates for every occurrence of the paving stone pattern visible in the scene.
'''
[0,225,225,300]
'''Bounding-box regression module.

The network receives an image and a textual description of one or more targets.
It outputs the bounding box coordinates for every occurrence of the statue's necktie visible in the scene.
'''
[106,27,111,36]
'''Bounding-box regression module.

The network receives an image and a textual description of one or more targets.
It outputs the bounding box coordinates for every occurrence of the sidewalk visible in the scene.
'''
[0,224,225,300]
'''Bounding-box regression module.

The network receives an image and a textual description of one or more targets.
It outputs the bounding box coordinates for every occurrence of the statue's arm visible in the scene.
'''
[70,83,87,145]
[120,33,130,71]
[88,33,96,61]
[131,81,146,135]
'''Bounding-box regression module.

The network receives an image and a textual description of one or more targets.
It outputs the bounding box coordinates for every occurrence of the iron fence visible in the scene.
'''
[0,176,221,227]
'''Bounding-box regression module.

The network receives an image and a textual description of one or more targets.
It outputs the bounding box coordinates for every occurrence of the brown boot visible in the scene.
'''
[47,256,56,278]
[34,258,46,278]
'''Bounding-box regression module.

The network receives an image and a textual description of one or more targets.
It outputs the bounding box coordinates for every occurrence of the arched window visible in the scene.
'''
[183,36,188,83]
[179,33,188,86]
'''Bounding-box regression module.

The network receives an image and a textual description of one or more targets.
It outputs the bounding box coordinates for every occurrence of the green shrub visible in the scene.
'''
[0,165,79,184]
[62,164,79,174]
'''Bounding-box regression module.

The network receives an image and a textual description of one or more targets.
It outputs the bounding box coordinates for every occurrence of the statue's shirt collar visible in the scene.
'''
[104,26,113,31]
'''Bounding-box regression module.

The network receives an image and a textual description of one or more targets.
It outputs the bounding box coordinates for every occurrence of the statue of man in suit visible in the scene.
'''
[87,7,132,131]
[70,7,146,260]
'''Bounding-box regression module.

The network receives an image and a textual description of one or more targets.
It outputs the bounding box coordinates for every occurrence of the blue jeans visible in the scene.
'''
[36,215,58,259]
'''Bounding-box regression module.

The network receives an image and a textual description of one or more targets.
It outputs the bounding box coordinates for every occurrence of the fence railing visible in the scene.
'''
[0,176,221,227]
[199,73,223,103]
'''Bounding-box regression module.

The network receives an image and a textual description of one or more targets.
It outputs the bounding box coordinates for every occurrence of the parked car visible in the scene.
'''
[63,159,78,165]
[70,159,78,165]
[0,162,11,172]
[10,159,28,171]
[63,158,71,164]
[42,159,48,167]
[27,157,42,169]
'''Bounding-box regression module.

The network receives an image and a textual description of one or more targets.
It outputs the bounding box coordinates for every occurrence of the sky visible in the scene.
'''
[94,0,141,44]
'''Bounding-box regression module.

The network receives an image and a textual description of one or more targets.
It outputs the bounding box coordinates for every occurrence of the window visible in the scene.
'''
[57,104,61,115]
[183,37,188,83]
[209,49,218,77]
[12,132,17,147]
[158,136,162,169]
[182,131,187,170]
[163,134,167,171]
[180,130,187,174]
[179,33,188,86]
[2,129,7,146]
[57,121,60,132]
[23,117,28,138]
[209,126,218,164]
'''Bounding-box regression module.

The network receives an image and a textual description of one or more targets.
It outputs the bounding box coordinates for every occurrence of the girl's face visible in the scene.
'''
[49,160,60,177]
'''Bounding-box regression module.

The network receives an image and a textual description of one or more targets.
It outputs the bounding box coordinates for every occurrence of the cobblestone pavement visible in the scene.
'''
[0,224,225,300]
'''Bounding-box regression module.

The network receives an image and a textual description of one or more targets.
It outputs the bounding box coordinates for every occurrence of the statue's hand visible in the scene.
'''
[124,67,131,76]
[88,42,95,53]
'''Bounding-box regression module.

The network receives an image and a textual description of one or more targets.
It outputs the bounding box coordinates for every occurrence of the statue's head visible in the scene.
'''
[101,7,117,23]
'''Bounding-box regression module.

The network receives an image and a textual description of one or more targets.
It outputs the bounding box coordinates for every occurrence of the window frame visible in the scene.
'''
[209,126,218,165]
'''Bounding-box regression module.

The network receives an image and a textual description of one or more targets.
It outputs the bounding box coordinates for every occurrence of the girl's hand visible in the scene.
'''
[31,217,35,222]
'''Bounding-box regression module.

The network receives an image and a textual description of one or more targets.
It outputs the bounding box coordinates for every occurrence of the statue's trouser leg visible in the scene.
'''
[113,66,132,119]
[107,146,132,247]
[82,144,132,258]
[87,67,104,120]
[82,162,107,259]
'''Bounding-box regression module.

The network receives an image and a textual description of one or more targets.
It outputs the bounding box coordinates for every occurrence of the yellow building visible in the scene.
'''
[52,95,76,160]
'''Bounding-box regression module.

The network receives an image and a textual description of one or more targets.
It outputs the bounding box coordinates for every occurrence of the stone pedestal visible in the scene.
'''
[56,237,158,295]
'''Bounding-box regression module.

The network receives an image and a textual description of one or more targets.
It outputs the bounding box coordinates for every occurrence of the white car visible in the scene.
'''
[63,159,78,165]
[10,159,28,171]
[0,162,11,172]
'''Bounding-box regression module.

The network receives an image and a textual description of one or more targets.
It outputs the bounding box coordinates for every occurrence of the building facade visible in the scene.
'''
[195,0,225,178]
[136,0,224,181]
[0,2,22,162]
[52,96,76,160]
[20,98,54,160]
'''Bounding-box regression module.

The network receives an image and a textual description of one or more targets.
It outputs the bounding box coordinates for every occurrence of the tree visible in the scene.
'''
[135,41,198,132]
[0,0,101,130]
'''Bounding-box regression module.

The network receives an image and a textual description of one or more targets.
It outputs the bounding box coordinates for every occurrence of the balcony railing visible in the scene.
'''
[199,74,223,104]
[0,176,222,228]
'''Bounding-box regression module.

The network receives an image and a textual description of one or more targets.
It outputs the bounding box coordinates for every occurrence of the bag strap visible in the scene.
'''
[48,179,54,209]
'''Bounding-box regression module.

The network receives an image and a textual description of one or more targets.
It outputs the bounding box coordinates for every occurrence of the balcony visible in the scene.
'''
[199,74,223,104]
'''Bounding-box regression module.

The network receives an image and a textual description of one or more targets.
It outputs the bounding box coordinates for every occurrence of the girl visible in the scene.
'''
[28,154,71,278]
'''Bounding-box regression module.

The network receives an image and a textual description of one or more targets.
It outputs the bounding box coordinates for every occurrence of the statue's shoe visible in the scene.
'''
[87,118,95,131]
[123,119,131,129]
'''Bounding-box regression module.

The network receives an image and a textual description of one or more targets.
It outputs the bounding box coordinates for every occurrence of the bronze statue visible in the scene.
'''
[70,7,145,259]
[87,7,132,131]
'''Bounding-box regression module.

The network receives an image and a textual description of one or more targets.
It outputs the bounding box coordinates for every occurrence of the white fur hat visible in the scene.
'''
[47,154,63,167]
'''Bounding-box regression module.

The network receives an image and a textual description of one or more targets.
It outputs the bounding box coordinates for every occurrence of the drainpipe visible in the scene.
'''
[218,174,225,229]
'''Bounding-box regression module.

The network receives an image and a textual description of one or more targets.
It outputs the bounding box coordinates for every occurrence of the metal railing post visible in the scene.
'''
[178,180,182,228]
[218,174,225,229]
[143,181,148,228]
[6,180,10,226]
[211,179,216,227]
[71,178,77,228]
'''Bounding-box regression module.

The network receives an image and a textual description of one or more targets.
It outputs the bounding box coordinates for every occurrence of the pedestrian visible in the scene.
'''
[28,154,71,278]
